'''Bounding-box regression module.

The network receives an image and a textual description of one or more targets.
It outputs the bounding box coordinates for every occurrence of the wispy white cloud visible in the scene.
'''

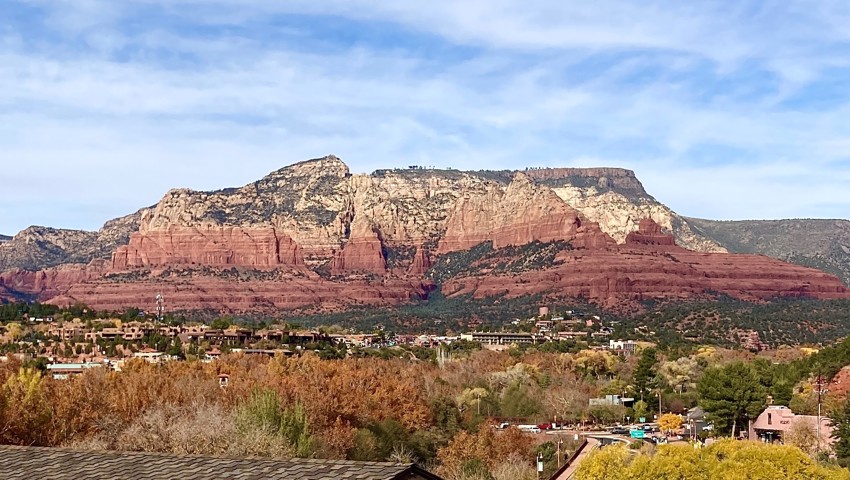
[0,0,849,234]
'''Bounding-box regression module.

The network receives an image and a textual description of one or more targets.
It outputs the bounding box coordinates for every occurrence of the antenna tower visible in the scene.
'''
[156,292,164,324]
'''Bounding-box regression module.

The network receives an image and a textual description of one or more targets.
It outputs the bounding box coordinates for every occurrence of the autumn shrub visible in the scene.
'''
[235,389,314,457]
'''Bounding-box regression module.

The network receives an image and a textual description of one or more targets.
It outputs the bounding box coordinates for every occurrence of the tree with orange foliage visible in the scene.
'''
[437,424,534,479]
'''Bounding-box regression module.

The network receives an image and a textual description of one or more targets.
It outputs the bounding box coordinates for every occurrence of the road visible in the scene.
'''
[548,433,631,480]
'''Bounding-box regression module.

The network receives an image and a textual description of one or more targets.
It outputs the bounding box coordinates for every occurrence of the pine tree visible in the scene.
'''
[633,347,657,404]
[830,395,850,466]
[697,361,766,437]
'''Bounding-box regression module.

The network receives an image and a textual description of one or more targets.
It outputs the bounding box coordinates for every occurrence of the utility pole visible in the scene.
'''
[816,374,828,455]
[657,388,662,415]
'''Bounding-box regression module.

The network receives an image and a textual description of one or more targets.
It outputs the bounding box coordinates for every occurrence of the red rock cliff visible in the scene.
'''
[438,173,616,253]
[112,226,304,269]
[330,221,387,275]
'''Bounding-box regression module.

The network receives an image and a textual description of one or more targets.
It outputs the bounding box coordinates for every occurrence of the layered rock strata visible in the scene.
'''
[112,226,304,269]
[442,219,849,307]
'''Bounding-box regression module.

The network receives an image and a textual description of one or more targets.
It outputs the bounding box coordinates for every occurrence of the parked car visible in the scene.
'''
[537,423,553,431]
[528,427,542,434]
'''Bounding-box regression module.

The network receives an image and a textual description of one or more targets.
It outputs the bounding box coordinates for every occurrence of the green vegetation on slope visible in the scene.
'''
[686,217,850,287]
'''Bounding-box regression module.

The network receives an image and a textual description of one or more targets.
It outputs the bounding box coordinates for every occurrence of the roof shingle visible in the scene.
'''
[0,445,443,480]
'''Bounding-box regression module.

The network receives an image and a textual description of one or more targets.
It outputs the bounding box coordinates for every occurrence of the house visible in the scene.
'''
[46,362,103,380]
[535,320,554,333]
[460,332,543,345]
[133,348,165,364]
[558,330,587,340]
[0,445,444,480]
[589,394,635,408]
[608,340,638,356]
[748,405,834,449]
[685,406,710,439]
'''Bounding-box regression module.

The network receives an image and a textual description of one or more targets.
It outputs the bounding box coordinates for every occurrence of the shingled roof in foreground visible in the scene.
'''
[0,445,444,480]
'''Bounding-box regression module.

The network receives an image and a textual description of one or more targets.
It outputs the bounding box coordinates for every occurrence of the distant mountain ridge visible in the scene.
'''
[685,217,850,287]
[0,155,847,313]
[0,212,142,272]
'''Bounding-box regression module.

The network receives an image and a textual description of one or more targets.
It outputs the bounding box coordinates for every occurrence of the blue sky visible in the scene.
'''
[1,1,849,234]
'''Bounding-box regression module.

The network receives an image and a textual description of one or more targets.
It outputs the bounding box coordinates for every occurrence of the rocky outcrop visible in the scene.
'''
[0,261,108,301]
[625,219,676,247]
[406,246,432,276]
[112,226,304,269]
[330,221,386,275]
[536,172,726,252]
[524,167,651,199]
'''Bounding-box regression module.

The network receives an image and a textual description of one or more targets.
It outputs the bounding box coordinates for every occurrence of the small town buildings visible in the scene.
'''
[47,322,87,341]
[739,330,764,351]
[748,405,833,449]
[203,328,252,346]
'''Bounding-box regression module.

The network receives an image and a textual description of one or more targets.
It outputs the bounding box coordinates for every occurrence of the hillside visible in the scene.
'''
[686,217,850,287]
[0,212,142,272]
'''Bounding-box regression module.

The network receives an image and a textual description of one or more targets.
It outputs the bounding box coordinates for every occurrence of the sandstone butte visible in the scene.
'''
[0,156,847,314]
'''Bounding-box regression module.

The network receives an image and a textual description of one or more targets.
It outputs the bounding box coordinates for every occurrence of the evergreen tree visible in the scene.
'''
[697,361,766,437]
[633,347,657,404]
[830,395,850,467]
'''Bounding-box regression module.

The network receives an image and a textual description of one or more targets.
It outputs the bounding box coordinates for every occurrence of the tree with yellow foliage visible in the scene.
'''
[575,439,849,480]
[658,413,683,434]
[0,367,51,445]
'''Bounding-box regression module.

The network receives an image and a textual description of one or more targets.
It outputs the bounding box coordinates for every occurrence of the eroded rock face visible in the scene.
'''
[330,221,387,275]
[112,226,304,269]
[438,173,616,253]
[406,246,432,276]
[537,171,726,252]
[0,262,108,301]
